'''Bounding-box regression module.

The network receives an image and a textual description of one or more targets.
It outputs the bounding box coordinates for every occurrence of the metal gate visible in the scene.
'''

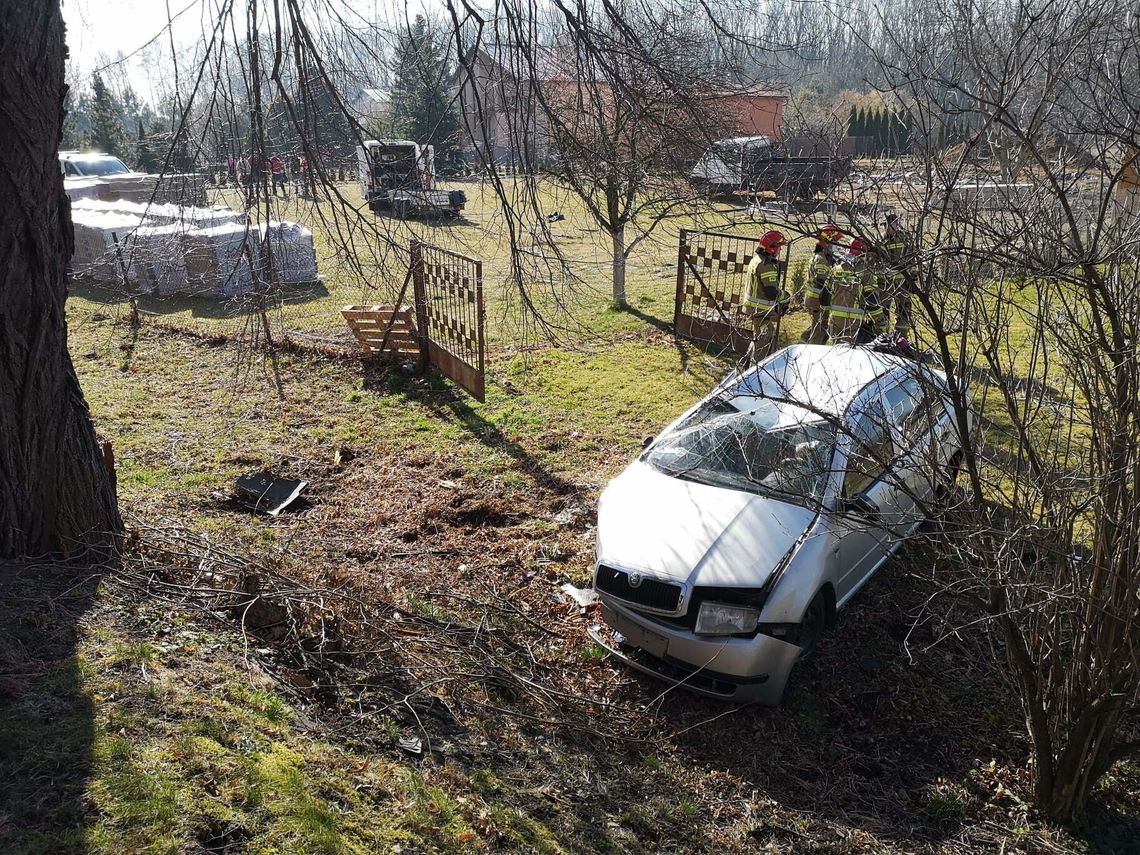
[412,240,486,402]
[673,228,756,355]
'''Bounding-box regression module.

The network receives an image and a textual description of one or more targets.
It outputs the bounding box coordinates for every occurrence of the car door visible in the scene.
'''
[831,394,901,603]
[883,371,949,529]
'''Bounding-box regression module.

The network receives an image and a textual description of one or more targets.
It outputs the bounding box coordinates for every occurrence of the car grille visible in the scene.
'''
[595,565,682,613]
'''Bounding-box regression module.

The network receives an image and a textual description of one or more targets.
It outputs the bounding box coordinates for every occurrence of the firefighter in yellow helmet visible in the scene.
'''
[827,238,871,344]
[744,230,788,361]
[800,224,842,345]
[879,213,913,337]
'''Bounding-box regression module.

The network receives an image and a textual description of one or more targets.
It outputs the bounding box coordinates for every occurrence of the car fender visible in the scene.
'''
[757,517,836,624]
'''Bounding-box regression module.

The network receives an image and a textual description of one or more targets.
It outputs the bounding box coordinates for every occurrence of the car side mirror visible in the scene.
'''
[642,435,655,449]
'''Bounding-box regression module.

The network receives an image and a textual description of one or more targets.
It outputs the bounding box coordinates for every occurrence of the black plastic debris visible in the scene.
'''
[234,472,308,515]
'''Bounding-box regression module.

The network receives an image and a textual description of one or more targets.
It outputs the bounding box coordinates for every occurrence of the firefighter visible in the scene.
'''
[801,224,842,345]
[879,213,913,337]
[744,230,788,361]
[860,240,886,339]
[827,238,870,344]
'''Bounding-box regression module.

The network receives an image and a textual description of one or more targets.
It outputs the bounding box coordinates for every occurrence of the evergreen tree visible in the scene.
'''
[847,105,857,137]
[390,15,462,167]
[854,106,867,138]
[61,85,90,149]
[88,72,126,158]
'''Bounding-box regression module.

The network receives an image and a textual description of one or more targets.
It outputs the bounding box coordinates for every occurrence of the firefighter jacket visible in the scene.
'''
[827,260,869,321]
[744,252,784,313]
[806,249,837,299]
[881,230,909,284]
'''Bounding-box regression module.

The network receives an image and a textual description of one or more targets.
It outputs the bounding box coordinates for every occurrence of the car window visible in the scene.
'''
[883,375,947,447]
[842,398,893,497]
[62,161,78,176]
[644,398,837,505]
[69,157,130,176]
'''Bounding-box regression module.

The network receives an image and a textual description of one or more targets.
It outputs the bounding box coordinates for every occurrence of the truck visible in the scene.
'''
[690,135,850,200]
[357,139,467,219]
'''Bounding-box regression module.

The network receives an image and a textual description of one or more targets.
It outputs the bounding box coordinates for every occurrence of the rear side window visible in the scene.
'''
[842,398,893,497]
[883,375,948,446]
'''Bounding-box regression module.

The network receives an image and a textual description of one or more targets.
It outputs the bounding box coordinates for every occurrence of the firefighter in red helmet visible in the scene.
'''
[827,237,871,343]
[801,223,842,344]
[744,230,788,361]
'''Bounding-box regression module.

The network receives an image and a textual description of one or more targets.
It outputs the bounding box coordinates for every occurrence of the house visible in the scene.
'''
[452,43,562,164]
[453,42,786,165]
[704,86,786,142]
[347,87,391,127]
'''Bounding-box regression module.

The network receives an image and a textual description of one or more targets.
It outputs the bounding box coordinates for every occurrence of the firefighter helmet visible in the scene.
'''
[757,230,786,254]
[848,238,870,257]
[818,224,843,247]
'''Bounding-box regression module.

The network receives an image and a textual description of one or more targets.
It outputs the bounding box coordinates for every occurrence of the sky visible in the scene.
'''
[62,0,212,99]
[62,0,417,101]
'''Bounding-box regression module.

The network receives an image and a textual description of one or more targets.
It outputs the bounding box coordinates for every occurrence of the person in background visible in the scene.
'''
[270,153,287,197]
[801,224,843,344]
[860,241,886,339]
[744,230,788,362]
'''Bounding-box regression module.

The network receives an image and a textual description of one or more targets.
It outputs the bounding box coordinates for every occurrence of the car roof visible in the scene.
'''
[59,151,118,159]
[714,344,915,418]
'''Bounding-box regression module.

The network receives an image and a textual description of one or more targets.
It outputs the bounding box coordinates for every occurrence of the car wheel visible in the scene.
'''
[797,591,828,661]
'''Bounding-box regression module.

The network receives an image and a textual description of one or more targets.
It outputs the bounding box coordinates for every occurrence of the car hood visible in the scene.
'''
[596,460,818,589]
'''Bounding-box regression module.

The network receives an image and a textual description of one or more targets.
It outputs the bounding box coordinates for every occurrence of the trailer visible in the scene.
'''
[690,135,850,200]
[357,139,467,219]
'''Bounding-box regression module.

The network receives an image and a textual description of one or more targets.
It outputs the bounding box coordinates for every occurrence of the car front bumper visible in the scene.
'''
[593,599,803,705]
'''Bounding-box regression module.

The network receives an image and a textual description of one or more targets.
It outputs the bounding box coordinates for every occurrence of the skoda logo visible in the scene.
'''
[627,572,643,588]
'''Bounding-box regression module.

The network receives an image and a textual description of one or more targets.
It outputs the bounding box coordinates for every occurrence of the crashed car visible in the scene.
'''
[591,344,968,704]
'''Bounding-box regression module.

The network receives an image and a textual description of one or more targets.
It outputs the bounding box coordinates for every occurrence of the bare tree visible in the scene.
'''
[857,0,1140,820]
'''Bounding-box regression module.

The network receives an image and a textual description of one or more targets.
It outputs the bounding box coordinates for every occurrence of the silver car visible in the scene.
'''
[591,344,968,704]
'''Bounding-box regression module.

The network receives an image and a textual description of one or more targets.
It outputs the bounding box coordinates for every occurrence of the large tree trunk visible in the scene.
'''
[0,2,121,557]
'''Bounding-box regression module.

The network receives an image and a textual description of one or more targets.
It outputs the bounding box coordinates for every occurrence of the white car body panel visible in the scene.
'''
[596,461,817,591]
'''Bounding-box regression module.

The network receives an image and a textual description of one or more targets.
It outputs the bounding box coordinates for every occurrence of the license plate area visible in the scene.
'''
[603,604,669,659]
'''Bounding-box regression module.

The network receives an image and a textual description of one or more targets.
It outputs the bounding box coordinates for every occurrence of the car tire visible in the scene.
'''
[797,591,828,661]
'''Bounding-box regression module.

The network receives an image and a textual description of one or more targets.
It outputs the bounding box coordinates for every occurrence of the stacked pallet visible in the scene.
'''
[257,221,318,284]
[123,224,188,295]
[341,305,421,359]
[182,222,254,298]
[69,199,318,299]
[70,210,144,280]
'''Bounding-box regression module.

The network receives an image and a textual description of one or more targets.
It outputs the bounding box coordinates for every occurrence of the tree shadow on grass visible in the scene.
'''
[361,363,580,499]
[70,277,331,321]
[0,561,102,854]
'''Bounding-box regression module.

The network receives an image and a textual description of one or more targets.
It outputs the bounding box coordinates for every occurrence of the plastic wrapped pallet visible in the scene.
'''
[257,220,318,284]
[182,222,253,297]
[122,224,188,295]
[70,210,143,281]
[73,198,244,230]
[72,198,152,219]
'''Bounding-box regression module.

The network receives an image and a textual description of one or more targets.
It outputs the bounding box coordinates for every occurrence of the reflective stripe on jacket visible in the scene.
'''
[744,254,784,309]
[806,253,833,298]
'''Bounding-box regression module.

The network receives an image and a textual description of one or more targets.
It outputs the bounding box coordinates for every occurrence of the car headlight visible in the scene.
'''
[694,601,760,636]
